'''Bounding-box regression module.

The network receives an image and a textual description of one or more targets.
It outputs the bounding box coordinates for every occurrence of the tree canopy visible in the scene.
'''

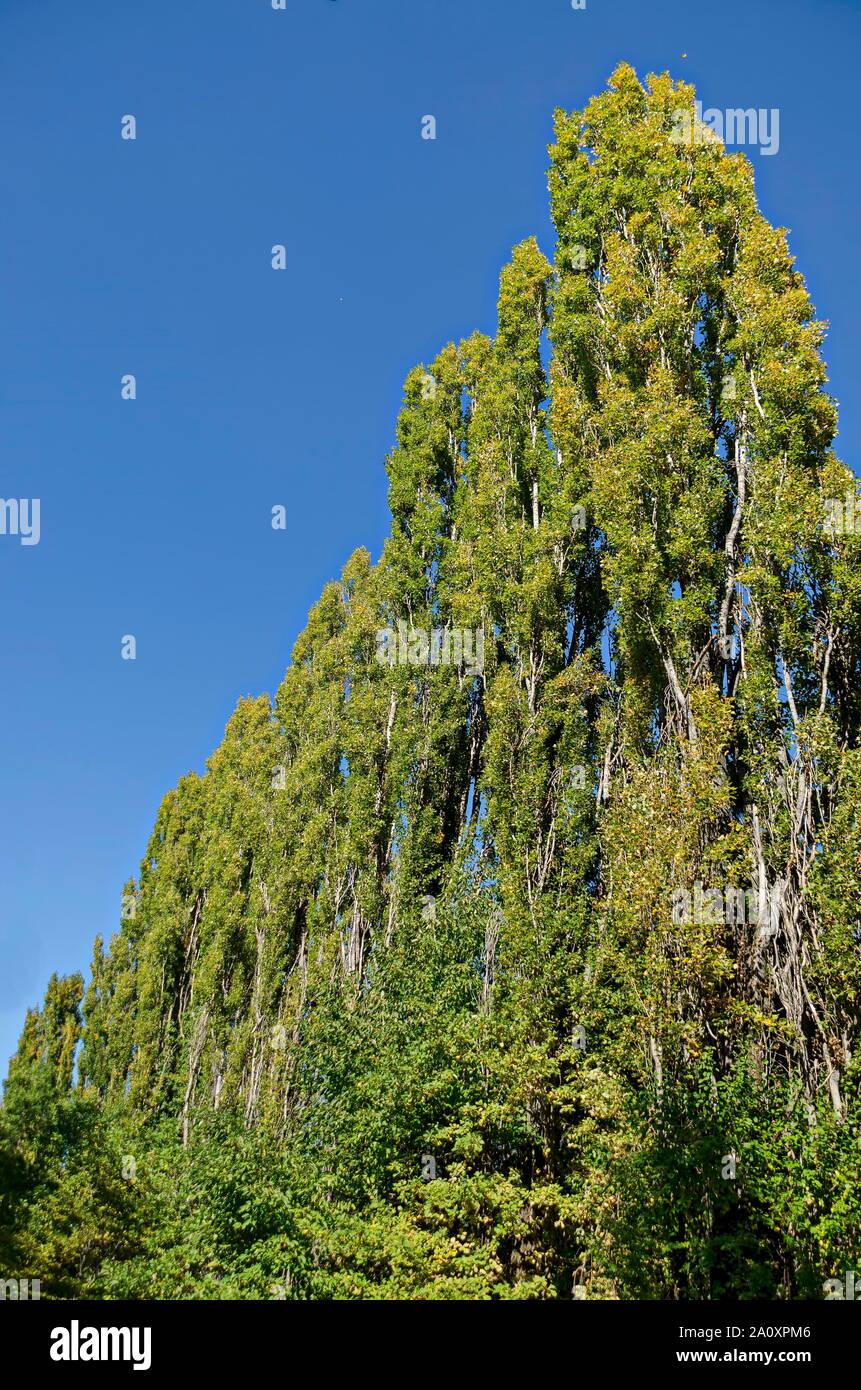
[3,65,859,1301]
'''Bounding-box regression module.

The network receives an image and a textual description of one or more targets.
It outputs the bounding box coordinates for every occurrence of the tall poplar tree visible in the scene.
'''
[3,65,859,1300]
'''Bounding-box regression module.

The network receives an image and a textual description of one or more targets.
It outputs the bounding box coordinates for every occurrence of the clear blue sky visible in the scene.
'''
[1,0,858,1071]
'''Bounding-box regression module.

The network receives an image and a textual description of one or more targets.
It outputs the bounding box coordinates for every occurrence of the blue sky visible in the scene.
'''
[1,0,858,1070]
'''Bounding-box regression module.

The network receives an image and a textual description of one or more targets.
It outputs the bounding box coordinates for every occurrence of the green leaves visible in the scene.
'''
[4,64,860,1300]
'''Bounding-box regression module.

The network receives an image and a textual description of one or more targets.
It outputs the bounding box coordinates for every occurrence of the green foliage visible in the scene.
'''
[3,65,859,1300]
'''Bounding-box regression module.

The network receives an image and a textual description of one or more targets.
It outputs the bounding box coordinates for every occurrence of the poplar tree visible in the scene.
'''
[3,65,859,1300]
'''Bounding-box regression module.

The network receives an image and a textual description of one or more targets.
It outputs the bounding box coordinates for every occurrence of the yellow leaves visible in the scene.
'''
[727,1001,795,1039]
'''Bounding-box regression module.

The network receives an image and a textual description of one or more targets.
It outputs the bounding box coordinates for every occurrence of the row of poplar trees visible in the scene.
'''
[3,66,859,1300]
